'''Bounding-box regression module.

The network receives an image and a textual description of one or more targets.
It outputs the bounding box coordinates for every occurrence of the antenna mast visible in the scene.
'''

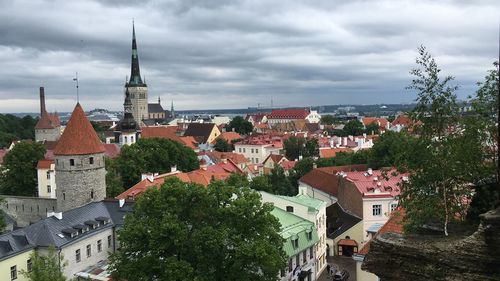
[73,72,79,103]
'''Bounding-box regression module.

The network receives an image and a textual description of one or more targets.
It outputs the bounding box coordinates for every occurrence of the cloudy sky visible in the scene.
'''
[0,0,498,113]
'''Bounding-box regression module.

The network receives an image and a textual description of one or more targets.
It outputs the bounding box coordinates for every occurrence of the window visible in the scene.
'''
[292,238,299,248]
[47,185,51,193]
[251,148,254,153]
[309,246,314,258]
[90,190,94,199]
[243,148,246,153]
[256,158,259,163]
[286,206,294,213]
[46,172,50,179]
[75,249,81,262]
[89,157,94,164]
[391,203,398,212]
[63,193,65,200]
[306,231,312,240]
[27,258,32,272]
[288,259,292,272]
[238,148,242,153]
[86,244,91,257]
[124,136,128,143]
[97,240,102,252]
[108,235,112,248]
[10,265,17,280]
[296,255,300,266]
[373,204,382,216]
[70,159,75,166]
[303,250,307,262]
[131,136,134,143]
[256,149,259,153]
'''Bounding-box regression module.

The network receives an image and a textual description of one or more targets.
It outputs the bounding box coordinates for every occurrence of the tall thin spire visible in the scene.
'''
[128,21,144,86]
[171,100,175,119]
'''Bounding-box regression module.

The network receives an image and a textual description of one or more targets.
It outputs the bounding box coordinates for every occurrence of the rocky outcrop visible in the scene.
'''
[363,208,500,281]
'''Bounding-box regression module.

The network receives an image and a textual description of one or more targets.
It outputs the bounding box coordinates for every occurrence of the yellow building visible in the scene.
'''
[0,231,34,281]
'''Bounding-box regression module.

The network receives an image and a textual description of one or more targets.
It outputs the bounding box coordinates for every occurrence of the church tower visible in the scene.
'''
[126,22,148,124]
[53,103,106,212]
[114,88,141,146]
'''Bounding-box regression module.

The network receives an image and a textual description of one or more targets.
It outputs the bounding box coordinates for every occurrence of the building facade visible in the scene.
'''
[37,159,56,198]
[126,23,148,124]
[34,87,61,142]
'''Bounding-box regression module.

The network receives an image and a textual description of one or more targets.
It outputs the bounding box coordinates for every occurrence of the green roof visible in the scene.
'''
[271,207,319,257]
[277,194,326,212]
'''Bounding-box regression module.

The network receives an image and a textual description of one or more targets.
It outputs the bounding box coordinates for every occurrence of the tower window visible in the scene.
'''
[89,157,94,164]
[70,159,75,166]
[63,193,66,200]
[91,190,94,199]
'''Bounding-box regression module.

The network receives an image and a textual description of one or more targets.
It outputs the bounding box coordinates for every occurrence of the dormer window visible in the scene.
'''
[291,238,299,248]
[286,206,294,213]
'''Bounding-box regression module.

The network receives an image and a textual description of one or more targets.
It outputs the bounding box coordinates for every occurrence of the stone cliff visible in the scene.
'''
[363,207,500,281]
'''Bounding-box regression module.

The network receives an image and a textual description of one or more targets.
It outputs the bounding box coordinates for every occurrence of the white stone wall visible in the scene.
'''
[37,165,56,198]
[128,86,148,123]
[361,197,398,242]
[298,182,338,207]
[35,128,60,142]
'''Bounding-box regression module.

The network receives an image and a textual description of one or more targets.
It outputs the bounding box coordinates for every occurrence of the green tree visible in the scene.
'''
[91,121,108,142]
[0,141,45,196]
[369,131,414,169]
[0,199,7,234]
[320,114,336,125]
[268,166,296,195]
[117,138,199,188]
[21,246,67,281]
[249,175,273,193]
[284,137,319,160]
[343,119,364,136]
[225,172,250,187]
[213,138,232,152]
[226,116,253,135]
[0,114,38,148]
[105,157,124,198]
[109,178,286,281]
[400,46,480,235]
[364,122,380,135]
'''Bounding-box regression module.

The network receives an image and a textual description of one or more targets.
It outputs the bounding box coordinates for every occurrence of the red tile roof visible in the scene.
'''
[280,159,296,170]
[300,165,368,196]
[391,115,411,127]
[53,103,105,155]
[362,117,389,129]
[103,144,120,158]
[35,110,58,129]
[141,126,182,142]
[37,159,54,169]
[200,151,248,165]
[358,209,404,255]
[117,160,243,200]
[267,108,310,120]
[179,136,199,150]
[343,169,404,198]
[319,147,353,158]
[338,239,358,247]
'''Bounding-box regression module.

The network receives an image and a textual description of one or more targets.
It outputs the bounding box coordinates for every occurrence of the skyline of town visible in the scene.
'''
[1,0,498,113]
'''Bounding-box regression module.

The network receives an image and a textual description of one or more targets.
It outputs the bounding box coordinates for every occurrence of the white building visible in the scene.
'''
[234,142,282,164]
[37,159,56,198]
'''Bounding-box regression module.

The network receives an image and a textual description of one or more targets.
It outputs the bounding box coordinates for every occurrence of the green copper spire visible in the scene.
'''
[128,21,145,86]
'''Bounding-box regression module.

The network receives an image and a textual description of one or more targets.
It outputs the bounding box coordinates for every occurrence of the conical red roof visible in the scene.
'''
[54,103,105,155]
[35,110,57,129]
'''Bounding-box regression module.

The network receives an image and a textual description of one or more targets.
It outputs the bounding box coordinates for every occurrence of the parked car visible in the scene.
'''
[333,269,350,281]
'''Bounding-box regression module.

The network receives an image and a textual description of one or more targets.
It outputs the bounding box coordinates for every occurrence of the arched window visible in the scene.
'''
[91,189,94,199]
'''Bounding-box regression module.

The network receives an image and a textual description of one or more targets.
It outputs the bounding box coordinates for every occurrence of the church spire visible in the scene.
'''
[128,21,144,86]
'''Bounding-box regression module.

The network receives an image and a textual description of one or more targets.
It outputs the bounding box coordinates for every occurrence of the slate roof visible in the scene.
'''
[148,103,164,113]
[53,103,105,155]
[184,123,217,143]
[22,200,133,248]
[0,229,34,262]
[327,203,362,239]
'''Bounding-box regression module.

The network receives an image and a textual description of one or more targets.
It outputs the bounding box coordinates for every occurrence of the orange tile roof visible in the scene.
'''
[319,147,353,158]
[179,136,199,149]
[217,131,242,143]
[200,151,248,165]
[338,239,358,247]
[391,115,411,126]
[53,103,105,155]
[141,126,182,142]
[362,117,389,129]
[35,110,58,129]
[116,161,243,200]
[37,159,54,169]
[267,108,310,119]
[358,209,404,255]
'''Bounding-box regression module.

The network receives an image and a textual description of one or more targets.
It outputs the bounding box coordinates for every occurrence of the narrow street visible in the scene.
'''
[317,256,356,281]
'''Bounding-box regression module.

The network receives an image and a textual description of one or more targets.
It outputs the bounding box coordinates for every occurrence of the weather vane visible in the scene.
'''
[73,72,79,103]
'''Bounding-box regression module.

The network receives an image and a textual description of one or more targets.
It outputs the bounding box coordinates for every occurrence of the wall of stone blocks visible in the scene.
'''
[1,196,57,226]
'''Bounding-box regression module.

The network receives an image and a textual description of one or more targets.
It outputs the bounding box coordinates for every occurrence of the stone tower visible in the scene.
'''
[126,22,148,124]
[53,103,106,212]
[114,88,141,146]
[35,87,61,142]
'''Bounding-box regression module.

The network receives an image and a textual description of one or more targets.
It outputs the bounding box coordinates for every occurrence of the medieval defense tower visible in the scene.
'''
[53,103,106,212]
[34,87,61,142]
[126,22,148,124]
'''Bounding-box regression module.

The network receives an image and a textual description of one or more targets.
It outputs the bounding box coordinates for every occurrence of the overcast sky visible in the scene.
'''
[0,0,498,113]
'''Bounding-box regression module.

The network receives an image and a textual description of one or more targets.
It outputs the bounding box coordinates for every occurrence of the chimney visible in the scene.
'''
[171,165,177,172]
[119,198,125,208]
[313,163,317,169]
[200,158,208,170]
[221,153,228,164]
[39,87,46,114]
[54,212,63,220]
[367,168,373,175]
[141,173,155,182]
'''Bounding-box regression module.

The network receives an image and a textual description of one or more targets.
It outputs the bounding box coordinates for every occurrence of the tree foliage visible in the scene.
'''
[117,138,199,188]
[0,114,38,148]
[21,246,68,281]
[342,119,365,136]
[110,178,286,281]
[320,114,336,125]
[226,116,253,135]
[368,131,414,169]
[105,157,124,198]
[283,137,319,160]
[399,46,497,235]
[213,138,232,152]
[0,141,45,196]
[365,122,380,135]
